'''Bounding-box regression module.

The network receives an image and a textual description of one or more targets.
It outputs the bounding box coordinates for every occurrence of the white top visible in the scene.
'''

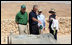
[37,13,45,28]
[51,19,59,30]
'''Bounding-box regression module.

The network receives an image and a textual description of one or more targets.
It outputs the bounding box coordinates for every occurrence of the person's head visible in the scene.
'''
[49,8,56,15]
[38,9,42,15]
[33,5,38,12]
[21,5,26,13]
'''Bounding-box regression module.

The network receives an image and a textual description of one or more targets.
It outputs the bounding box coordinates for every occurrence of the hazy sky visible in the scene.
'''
[1,1,71,4]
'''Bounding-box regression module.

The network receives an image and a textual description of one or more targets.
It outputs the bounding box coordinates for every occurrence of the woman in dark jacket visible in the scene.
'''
[48,9,58,40]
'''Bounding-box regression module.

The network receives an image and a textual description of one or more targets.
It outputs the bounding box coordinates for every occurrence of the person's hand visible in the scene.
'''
[38,20,42,24]
[16,22,18,25]
[43,28,45,31]
[50,18,54,20]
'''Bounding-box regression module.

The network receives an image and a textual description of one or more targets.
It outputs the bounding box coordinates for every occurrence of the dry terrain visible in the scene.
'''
[1,2,71,44]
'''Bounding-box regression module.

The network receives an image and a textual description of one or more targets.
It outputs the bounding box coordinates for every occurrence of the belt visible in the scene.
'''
[19,23,27,25]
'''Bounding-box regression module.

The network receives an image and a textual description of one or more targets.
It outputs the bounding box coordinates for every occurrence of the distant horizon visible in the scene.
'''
[1,1,71,4]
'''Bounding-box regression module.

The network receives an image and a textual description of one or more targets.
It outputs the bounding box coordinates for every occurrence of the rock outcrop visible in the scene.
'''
[8,33,58,44]
[1,17,71,44]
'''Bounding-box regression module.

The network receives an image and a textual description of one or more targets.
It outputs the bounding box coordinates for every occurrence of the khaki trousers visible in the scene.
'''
[18,24,29,35]
[39,29,43,34]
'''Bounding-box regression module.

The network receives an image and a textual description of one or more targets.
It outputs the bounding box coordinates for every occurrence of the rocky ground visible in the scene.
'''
[1,17,71,44]
[1,2,71,44]
[57,33,71,44]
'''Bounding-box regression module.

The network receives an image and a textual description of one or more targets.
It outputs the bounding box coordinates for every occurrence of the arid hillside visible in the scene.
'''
[1,2,71,44]
[1,2,71,20]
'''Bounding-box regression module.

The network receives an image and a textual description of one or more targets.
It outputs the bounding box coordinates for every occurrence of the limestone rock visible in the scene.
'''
[8,33,59,44]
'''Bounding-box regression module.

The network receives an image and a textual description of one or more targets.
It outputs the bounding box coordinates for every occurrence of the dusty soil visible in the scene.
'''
[1,2,71,44]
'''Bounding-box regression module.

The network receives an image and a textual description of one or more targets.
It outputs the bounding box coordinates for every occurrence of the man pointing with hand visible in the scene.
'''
[29,5,41,35]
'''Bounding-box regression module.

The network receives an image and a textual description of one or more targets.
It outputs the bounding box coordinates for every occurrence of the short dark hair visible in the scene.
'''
[33,5,38,9]
[38,11,42,13]
[49,11,56,13]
